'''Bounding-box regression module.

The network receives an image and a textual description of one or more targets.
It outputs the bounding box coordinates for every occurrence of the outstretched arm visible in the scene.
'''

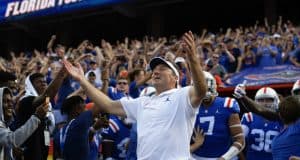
[47,35,56,53]
[63,60,126,117]
[32,66,67,107]
[0,101,48,147]
[182,31,207,107]
[237,96,280,121]
[233,84,280,121]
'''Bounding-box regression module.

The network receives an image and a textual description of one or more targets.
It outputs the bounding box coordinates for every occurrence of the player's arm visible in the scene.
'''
[233,84,280,121]
[237,96,280,121]
[220,113,245,160]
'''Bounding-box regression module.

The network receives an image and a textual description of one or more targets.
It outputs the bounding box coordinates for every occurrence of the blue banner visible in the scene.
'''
[225,65,300,87]
[0,0,127,23]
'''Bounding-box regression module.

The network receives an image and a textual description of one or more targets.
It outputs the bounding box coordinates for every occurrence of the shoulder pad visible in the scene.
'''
[223,97,240,113]
[223,97,236,108]
[243,112,254,122]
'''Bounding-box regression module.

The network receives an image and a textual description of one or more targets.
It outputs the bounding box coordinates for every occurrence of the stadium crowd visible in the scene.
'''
[0,17,300,160]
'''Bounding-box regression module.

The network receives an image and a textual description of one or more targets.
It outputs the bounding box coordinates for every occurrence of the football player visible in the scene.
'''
[241,87,282,160]
[191,71,245,160]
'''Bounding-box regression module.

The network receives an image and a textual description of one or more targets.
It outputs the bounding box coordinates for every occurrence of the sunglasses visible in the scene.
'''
[118,82,128,85]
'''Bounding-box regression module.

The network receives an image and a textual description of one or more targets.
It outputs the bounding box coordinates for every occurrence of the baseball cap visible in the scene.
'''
[273,33,281,38]
[149,57,179,78]
[174,57,185,64]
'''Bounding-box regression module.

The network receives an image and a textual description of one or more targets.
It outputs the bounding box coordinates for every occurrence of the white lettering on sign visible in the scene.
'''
[5,0,82,18]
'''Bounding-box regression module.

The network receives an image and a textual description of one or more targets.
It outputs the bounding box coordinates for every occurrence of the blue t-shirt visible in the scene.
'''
[46,69,52,84]
[271,119,300,160]
[227,48,241,73]
[108,87,130,100]
[241,112,282,160]
[219,52,230,71]
[129,81,146,99]
[101,115,131,159]
[293,36,299,47]
[192,97,240,157]
[274,45,283,65]
[257,46,277,67]
[179,68,188,87]
[54,78,75,110]
[291,47,300,63]
[63,111,93,160]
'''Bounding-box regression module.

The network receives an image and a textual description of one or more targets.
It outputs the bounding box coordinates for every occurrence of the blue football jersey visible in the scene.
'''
[101,115,131,159]
[192,97,240,158]
[126,123,137,160]
[241,112,282,160]
[271,119,300,160]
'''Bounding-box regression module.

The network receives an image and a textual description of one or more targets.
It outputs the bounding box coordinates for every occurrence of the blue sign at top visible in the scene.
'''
[0,0,127,23]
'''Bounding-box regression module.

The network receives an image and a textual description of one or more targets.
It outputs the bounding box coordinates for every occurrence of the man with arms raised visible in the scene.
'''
[63,31,207,160]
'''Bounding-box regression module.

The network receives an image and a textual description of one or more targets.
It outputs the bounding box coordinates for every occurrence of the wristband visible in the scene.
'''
[221,146,240,160]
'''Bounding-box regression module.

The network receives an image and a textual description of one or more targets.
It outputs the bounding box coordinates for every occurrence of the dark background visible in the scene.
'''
[0,0,299,58]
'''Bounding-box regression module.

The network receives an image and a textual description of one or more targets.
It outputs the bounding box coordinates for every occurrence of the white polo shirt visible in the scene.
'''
[120,86,198,160]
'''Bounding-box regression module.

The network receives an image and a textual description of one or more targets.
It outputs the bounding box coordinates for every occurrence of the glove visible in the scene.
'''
[233,83,246,99]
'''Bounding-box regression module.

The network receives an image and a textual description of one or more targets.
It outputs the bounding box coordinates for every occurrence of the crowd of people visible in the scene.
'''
[0,17,300,160]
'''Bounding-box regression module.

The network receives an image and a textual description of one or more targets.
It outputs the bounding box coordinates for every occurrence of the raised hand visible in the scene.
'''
[63,60,85,81]
[233,81,247,99]
[51,35,56,40]
[101,68,110,80]
[34,98,50,120]
[182,31,197,60]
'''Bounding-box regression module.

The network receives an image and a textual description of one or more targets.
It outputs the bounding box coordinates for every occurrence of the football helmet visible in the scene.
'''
[255,87,279,110]
[292,80,300,95]
[203,71,218,100]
